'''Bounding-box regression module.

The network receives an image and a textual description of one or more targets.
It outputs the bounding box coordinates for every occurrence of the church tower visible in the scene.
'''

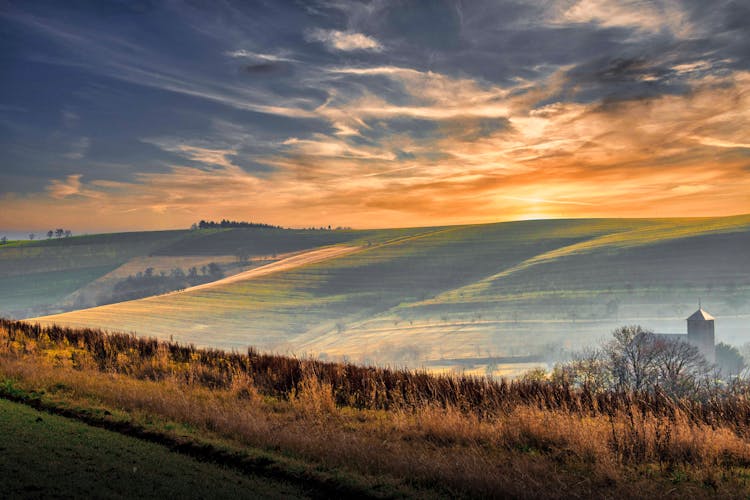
[687,307,715,363]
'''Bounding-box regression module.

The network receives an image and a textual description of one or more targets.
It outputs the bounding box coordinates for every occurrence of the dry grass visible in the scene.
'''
[2,319,750,497]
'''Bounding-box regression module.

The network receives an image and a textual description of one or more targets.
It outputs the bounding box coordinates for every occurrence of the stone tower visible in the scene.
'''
[687,308,715,363]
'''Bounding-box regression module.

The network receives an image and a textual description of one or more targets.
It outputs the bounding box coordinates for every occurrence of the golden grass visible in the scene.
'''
[3,320,750,497]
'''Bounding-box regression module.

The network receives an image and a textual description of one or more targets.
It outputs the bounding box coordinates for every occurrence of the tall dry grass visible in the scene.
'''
[2,319,750,497]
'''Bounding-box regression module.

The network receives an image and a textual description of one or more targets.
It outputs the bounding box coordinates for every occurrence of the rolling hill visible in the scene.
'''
[29,215,750,373]
[0,227,406,318]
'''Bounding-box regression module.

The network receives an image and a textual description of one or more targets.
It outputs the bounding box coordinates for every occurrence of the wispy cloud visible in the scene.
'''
[225,49,296,63]
[554,0,695,38]
[63,137,90,160]
[306,29,382,52]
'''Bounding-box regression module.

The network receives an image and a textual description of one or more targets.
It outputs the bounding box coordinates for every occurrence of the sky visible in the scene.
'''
[1,0,749,233]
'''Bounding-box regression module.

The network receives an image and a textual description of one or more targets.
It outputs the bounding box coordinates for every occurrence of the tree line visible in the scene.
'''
[45,229,73,239]
[544,325,745,398]
[98,264,224,305]
[190,219,351,231]
[191,219,281,230]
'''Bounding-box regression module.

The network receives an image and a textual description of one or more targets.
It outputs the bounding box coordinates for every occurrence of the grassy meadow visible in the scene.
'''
[28,215,750,372]
[0,226,388,319]
[2,319,750,498]
[0,398,307,499]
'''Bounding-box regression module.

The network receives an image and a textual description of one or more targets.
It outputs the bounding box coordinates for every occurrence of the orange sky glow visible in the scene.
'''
[1,2,748,232]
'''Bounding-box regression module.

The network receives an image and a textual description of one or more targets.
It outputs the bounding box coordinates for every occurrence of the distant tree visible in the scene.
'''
[47,230,54,239]
[144,267,154,278]
[196,219,280,230]
[188,266,198,278]
[605,325,659,391]
[0,236,6,245]
[207,263,222,277]
[64,230,72,238]
[716,342,745,376]
[652,336,711,397]
[28,233,35,240]
[54,228,64,238]
[552,347,611,391]
[236,250,250,264]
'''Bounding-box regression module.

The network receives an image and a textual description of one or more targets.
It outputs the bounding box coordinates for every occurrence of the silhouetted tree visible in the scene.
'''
[28,233,35,241]
[47,230,54,239]
[196,219,280,229]
[0,236,6,245]
[716,342,745,376]
[54,228,64,238]
[207,263,222,277]
[236,250,250,264]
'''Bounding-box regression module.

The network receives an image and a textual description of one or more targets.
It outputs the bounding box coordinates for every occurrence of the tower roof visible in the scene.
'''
[687,308,714,321]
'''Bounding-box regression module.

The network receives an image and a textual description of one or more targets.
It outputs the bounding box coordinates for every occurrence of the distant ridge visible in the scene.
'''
[28,215,750,370]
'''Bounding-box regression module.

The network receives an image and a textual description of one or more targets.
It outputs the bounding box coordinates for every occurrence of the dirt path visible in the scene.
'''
[165,245,361,296]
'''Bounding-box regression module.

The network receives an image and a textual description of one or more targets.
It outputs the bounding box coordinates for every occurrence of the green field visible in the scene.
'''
[0,398,306,499]
[31,215,750,371]
[0,227,397,318]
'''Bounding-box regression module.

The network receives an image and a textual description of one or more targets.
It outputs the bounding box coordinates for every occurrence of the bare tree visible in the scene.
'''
[560,325,714,396]
[653,337,711,397]
[553,346,612,391]
[28,233,35,240]
[606,325,660,391]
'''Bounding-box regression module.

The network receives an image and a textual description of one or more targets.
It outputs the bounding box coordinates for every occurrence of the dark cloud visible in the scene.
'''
[244,63,279,74]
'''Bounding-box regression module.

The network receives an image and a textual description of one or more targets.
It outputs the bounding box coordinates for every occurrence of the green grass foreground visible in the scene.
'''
[3,319,750,498]
[0,398,307,499]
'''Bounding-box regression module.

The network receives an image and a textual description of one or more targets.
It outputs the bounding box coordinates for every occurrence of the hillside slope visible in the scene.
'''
[33,216,750,371]
[0,227,401,318]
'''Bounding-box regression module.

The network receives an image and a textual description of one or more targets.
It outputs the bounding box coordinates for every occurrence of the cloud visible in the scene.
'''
[691,136,750,149]
[61,108,79,128]
[225,49,296,62]
[555,0,695,38]
[64,137,90,160]
[46,174,84,198]
[306,29,382,52]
